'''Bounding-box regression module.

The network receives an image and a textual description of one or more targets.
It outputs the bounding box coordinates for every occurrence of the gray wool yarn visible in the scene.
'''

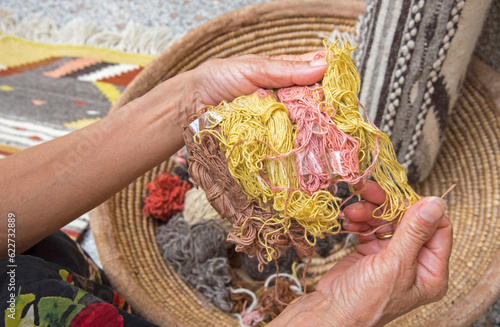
[156,213,233,311]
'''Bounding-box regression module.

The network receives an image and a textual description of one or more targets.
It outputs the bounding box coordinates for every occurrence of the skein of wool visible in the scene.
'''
[156,214,232,311]
[173,165,192,185]
[321,41,419,220]
[315,233,346,258]
[193,92,342,262]
[183,187,220,225]
[183,41,420,268]
[256,274,303,321]
[143,172,191,221]
[277,83,361,193]
[241,246,296,281]
[184,116,315,270]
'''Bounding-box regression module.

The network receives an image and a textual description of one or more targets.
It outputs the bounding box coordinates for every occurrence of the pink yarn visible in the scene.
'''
[277,84,361,194]
[240,302,267,326]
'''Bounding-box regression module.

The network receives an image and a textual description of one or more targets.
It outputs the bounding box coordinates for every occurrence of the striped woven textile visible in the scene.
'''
[355,0,492,183]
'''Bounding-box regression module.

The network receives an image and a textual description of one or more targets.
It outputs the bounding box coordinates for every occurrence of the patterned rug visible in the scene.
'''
[0,34,155,240]
[0,35,153,146]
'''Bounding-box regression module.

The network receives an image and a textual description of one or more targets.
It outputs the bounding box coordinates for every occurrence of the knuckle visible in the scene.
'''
[404,218,433,243]
[268,54,285,60]
[194,59,231,85]
[280,60,300,71]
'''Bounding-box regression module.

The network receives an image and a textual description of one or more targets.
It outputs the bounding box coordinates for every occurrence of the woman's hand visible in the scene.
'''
[1,52,328,256]
[189,52,327,106]
[147,51,328,137]
[271,181,452,326]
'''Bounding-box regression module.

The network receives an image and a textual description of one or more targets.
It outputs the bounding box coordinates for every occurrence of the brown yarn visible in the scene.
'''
[228,267,264,314]
[257,277,301,320]
[184,111,315,270]
[229,290,254,314]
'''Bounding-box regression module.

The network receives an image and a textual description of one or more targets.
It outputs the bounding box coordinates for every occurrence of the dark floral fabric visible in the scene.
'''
[0,231,158,326]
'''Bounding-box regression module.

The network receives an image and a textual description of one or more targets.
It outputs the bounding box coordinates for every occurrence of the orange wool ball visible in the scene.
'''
[143,173,191,221]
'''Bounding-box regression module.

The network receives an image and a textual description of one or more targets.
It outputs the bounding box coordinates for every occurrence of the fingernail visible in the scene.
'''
[347,201,364,210]
[419,197,446,223]
[310,58,327,66]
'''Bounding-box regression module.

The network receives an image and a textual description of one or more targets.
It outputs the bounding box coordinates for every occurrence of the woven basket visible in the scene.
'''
[90,1,500,326]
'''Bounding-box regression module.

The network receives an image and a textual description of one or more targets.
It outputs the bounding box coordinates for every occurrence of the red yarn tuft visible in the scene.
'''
[143,172,191,221]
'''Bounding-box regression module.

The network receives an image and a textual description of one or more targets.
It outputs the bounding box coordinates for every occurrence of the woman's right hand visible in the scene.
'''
[270,181,453,326]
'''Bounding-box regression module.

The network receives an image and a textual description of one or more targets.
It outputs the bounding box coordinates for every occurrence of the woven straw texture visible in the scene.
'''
[90,1,500,326]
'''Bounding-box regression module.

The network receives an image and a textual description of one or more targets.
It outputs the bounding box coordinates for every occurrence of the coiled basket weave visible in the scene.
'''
[90,1,500,326]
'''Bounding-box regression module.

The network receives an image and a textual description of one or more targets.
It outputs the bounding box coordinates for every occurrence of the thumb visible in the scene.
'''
[388,197,446,262]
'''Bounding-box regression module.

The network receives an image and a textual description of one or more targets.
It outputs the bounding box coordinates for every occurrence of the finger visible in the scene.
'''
[344,200,394,228]
[412,215,452,302]
[344,201,383,224]
[344,200,397,244]
[192,54,328,108]
[342,219,371,233]
[356,181,387,205]
[236,56,328,89]
[357,222,395,244]
[343,217,396,247]
[269,51,325,62]
[423,214,452,257]
[388,197,446,265]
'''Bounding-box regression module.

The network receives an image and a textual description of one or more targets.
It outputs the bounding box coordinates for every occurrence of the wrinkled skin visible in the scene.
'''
[270,181,452,326]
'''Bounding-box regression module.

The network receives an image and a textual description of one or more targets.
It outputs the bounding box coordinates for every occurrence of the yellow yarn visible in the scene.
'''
[321,40,420,220]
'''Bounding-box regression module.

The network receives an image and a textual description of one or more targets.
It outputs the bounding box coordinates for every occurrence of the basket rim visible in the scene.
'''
[109,0,366,114]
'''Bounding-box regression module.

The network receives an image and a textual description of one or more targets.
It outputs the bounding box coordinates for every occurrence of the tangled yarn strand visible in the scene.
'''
[321,40,420,220]
[277,84,361,194]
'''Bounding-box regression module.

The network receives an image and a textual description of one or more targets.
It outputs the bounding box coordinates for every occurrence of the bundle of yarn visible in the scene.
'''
[143,173,191,221]
[184,41,420,269]
[156,214,233,311]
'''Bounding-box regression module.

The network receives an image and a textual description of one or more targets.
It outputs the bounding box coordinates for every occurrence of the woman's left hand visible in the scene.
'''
[1,51,328,256]
[189,52,327,111]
